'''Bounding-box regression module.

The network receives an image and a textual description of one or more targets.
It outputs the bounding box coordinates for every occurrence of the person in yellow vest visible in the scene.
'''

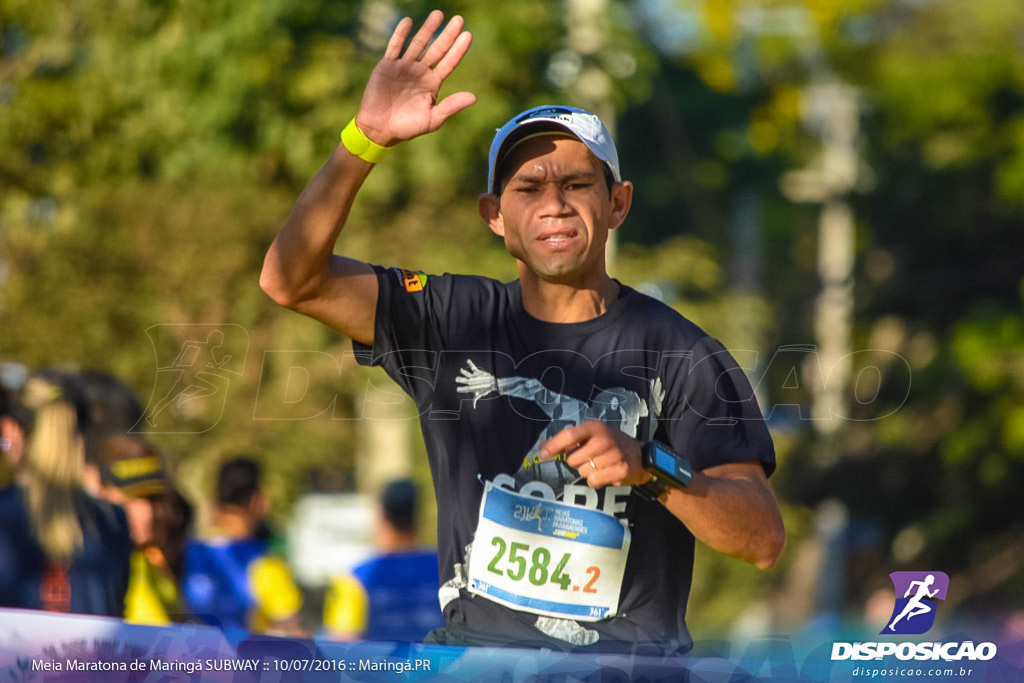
[97,435,193,625]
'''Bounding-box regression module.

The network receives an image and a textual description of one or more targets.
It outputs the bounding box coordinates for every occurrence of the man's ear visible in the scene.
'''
[478,193,504,237]
[608,180,634,231]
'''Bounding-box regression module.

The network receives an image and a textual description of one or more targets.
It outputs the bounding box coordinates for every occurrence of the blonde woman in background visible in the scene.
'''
[0,369,133,616]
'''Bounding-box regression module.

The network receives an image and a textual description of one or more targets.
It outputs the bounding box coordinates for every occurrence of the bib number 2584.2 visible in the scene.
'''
[467,483,629,621]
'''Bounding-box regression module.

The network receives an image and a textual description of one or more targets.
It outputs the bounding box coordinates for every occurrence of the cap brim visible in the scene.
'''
[117,480,166,499]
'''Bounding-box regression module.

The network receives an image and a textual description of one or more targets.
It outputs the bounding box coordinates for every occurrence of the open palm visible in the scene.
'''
[356,10,476,146]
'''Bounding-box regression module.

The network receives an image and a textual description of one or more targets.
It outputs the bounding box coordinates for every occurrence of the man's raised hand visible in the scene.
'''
[356,10,476,147]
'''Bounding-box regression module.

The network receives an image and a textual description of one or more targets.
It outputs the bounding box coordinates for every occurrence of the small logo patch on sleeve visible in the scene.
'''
[399,269,427,293]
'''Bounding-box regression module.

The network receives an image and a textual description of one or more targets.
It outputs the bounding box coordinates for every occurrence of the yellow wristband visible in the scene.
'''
[340,118,392,164]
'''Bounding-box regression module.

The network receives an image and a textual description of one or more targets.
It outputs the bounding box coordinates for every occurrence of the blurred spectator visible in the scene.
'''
[0,369,133,616]
[323,478,443,642]
[97,435,193,625]
[182,456,305,635]
[79,370,147,475]
[0,362,31,489]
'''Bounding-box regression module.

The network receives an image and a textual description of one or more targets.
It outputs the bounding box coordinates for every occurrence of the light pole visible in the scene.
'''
[782,78,862,443]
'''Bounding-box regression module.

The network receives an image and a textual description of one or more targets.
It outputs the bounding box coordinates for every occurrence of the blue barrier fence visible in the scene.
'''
[1,608,1020,682]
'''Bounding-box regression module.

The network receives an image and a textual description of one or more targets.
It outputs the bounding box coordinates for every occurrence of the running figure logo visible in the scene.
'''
[513,502,550,533]
[135,324,249,433]
[882,571,949,635]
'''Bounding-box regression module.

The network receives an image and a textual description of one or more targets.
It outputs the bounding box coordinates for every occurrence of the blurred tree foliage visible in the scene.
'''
[1,0,1022,634]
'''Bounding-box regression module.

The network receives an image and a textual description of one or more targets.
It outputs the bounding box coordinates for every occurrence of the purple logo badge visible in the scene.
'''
[882,571,949,635]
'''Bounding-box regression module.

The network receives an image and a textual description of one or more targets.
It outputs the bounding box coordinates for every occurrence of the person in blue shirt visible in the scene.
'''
[181,456,305,635]
[324,478,443,641]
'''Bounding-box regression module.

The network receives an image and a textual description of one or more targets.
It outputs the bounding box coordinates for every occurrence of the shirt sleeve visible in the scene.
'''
[248,555,303,625]
[662,336,776,476]
[322,574,369,639]
[352,267,452,404]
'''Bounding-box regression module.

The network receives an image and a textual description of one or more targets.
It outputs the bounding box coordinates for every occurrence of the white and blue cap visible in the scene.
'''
[487,105,621,195]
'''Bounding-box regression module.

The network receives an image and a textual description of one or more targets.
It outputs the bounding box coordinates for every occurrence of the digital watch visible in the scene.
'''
[634,440,693,502]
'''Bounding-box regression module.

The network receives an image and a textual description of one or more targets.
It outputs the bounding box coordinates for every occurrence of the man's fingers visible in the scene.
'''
[538,423,590,460]
[419,15,466,68]
[402,9,445,61]
[432,30,473,81]
[433,91,478,124]
[564,442,603,472]
[537,422,642,489]
[383,17,413,60]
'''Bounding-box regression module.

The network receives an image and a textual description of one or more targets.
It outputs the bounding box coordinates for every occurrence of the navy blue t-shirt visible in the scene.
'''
[354,269,775,654]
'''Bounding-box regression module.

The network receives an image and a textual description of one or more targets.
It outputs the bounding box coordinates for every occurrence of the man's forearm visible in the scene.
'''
[260,144,374,308]
[661,462,785,570]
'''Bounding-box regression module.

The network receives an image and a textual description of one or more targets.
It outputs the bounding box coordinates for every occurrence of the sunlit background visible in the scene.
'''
[1,0,1022,641]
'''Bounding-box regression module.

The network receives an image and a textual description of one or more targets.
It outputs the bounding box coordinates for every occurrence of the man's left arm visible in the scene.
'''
[658,460,784,570]
[539,421,785,570]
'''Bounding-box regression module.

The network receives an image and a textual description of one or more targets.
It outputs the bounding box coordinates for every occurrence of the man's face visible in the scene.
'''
[480,134,632,287]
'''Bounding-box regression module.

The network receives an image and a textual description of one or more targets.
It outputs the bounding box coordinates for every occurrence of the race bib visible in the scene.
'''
[466,483,630,622]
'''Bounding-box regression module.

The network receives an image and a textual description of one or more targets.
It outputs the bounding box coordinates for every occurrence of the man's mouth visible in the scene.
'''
[538,230,577,244]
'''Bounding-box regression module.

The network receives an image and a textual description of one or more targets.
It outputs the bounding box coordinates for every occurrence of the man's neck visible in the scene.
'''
[518,271,620,323]
[211,506,256,540]
[379,525,418,552]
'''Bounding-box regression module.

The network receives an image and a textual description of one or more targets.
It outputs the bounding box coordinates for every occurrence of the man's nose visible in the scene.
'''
[538,184,570,214]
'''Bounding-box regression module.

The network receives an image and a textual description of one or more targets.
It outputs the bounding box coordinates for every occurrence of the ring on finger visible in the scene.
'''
[589,459,597,471]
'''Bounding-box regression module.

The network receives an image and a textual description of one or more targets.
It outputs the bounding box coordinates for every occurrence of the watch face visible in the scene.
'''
[652,444,679,475]
[649,442,692,486]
